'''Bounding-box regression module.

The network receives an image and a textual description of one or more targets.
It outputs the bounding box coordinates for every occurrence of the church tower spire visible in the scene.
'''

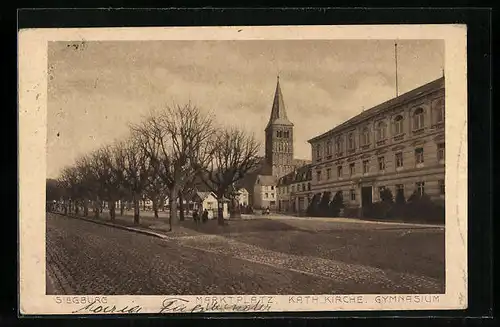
[266,75,293,129]
[264,76,294,178]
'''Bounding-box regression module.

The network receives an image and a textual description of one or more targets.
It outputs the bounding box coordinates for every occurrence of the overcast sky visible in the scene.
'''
[47,39,444,178]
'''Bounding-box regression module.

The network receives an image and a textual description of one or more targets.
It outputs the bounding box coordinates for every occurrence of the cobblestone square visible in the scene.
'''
[46,213,445,295]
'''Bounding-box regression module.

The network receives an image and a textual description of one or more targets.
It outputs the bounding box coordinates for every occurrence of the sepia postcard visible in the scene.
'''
[18,25,468,315]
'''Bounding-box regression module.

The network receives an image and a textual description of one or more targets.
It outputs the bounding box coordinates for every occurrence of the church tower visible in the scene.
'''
[265,76,294,178]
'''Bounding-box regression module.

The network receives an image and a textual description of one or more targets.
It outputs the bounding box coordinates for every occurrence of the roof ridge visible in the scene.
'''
[308,76,445,143]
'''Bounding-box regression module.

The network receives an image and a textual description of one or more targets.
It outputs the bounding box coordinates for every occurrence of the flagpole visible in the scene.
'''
[395,42,399,97]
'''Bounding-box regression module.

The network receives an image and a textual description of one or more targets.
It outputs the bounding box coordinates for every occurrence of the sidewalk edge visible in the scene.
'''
[51,212,170,239]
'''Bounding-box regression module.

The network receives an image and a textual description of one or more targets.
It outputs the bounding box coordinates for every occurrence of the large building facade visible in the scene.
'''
[308,77,445,210]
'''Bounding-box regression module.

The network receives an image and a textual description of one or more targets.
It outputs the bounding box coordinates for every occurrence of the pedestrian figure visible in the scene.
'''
[193,209,199,224]
[202,209,209,223]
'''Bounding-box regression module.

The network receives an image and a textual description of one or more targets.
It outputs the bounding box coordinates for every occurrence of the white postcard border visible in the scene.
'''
[18,25,468,314]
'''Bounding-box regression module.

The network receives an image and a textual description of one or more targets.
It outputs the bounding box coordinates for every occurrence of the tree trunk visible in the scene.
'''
[230,197,241,219]
[63,200,68,215]
[120,200,125,216]
[83,198,88,217]
[217,199,225,226]
[94,198,100,218]
[169,189,179,231]
[109,200,116,221]
[75,200,80,215]
[152,198,159,218]
[178,191,185,221]
[159,198,165,212]
[133,194,140,225]
[143,199,146,211]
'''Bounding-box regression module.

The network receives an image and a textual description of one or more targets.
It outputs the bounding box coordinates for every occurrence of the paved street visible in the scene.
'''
[46,213,445,295]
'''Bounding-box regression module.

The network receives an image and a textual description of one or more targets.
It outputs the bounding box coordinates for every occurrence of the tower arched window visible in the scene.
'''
[376,121,387,141]
[394,115,404,135]
[413,108,425,130]
[326,140,332,156]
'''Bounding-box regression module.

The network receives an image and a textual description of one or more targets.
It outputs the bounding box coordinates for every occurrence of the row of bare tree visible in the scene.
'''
[52,104,262,230]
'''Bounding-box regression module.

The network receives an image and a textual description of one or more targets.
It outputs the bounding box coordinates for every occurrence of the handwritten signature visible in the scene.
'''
[72,299,142,314]
[159,297,273,313]
[71,296,273,314]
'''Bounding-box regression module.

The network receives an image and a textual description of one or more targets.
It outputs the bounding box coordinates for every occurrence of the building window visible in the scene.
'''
[378,156,385,171]
[265,193,268,198]
[316,170,322,181]
[376,121,387,141]
[350,189,356,201]
[302,183,306,191]
[433,99,445,124]
[326,140,332,156]
[326,168,331,180]
[348,132,355,150]
[335,136,343,154]
[415,147,424,164]
[394,115,404,135]
[297,184,301,192]
[316,144,322,160]
[337,165,343,178]
[437,143,445,161]
[413,108,425,130]
[271,186,274,190]
[349,163,355,176]
[277,131,282,138]
[416,182,425,195]
[396,152,404,168]
[291,185,295,193]
[307,183,311,191]
[271,193,275,198]
[361,127,370,145]
[439,179,445,195]
[362,160,369,174]
[284,131,289,138]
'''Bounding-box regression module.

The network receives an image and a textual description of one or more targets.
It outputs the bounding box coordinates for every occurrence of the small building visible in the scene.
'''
[253,175,278,210]
[277,164,313,214]
[191,191,229,219]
